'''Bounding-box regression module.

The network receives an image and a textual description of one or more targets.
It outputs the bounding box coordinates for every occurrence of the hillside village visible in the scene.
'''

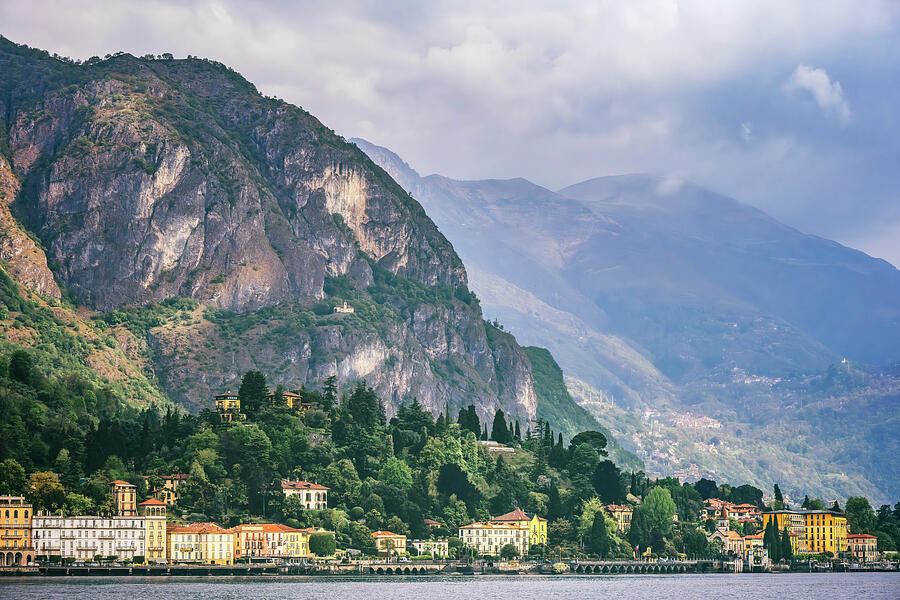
[2,370,896,572]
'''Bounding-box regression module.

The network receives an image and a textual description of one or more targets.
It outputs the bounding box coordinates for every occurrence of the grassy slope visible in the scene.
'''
[524,346,643,471]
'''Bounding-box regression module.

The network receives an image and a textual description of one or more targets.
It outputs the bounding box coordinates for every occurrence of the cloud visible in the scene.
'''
[0,0,898,265]
[786,64,851,123]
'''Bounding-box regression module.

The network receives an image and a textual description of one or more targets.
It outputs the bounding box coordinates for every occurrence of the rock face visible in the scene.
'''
[0,38,535,423]
[0,155,61,299]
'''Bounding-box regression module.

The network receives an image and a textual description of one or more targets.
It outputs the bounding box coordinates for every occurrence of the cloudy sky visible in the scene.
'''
[3,0,899,265]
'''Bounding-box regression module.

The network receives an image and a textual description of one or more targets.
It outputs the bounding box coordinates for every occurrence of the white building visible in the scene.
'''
[32,514,147,562]
[280,480,328,510]
[409,538,449,558]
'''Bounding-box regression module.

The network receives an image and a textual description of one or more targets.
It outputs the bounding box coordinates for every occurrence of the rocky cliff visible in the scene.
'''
[0,38,536,423]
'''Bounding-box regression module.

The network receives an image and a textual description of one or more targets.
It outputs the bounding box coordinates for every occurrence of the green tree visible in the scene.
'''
[378,457,413,490]
[780,525,793,561]
[845,497,877,534]
[8,349,33,384]
[500,543,519,559]
[491,408,511,443]
[238,370,268,416]
[0,458,26,495]
[309,532,336,556]
[643,486,677,536]
[27,471,66,510]
[592,460,625,504]
[628,507,651,551]
[588,511,610,557]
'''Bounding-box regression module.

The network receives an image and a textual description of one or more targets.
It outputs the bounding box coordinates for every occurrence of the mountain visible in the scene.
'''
[0,37,550,430]
[353,137,900,503]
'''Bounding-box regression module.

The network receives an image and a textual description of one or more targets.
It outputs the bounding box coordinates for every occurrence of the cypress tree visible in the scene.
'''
[801,495,810,509]
[780,526,793,561]
[558,432,563,447]
[588,511,610,558]
[491,409,510,443]
[514,420,521,440]
[774,484,784,503]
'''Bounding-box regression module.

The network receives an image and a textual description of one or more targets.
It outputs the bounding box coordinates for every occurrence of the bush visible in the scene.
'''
[500,543,519,560]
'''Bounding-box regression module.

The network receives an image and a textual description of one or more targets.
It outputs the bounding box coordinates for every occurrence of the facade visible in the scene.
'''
[32,514,146,562]
[0,496,33,566]
[167,523,233,565]
[762,510,848,554]
[214,393,243,422]
[459,509,548,557]
[231,523,267,559]
[372,531,407,556]
[605,505,633,533]
[409,538,449,558]
[743,533,769,570]
[139,499,167,562]
[846,534,878,563]
[283,527,324,559]
[280,480,328,509]
[702,499,762,523]
[109,480,137,516]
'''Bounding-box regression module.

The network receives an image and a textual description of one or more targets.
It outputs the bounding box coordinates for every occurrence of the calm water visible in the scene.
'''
[0,573,897,599]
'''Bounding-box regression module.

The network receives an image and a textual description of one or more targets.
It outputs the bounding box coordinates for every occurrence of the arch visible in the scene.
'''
[602,565,610,573]
[15,552,23,565]
[403,567,410,574]
[369,567,376,574]
[376,567,384,574]
[626,565,634,573]
[25,554,32,565]
[385,567,394,575]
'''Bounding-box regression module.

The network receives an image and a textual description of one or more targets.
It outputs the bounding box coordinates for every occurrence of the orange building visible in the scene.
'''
[846,534,878,562]
[372,531,407,556]
[0,496,33,566]
[110,480,137,516]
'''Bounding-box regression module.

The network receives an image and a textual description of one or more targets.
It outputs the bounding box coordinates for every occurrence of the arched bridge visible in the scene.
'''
[568,560,713,574]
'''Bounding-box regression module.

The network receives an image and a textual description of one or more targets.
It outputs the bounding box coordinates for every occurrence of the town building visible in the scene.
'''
[333,301,355,314]
[265,391,313,413]
[109,480,137,516]
[423,518,441,529]
[605,505,633,533]
[143,474,188,506]
[32,514,147,562]
[459,509,547,556]
[280,480,328,509]
[372,531,407,556]
[0,496,33,566]
[701,499,761,523]
[762,510,848,554]
[139,498,167,563]
[167,523,233,565]
[214,393,244,422]
[846,534,878,563]
[742,533,770,570]
[282,527,325,559]
[409,538,449,558]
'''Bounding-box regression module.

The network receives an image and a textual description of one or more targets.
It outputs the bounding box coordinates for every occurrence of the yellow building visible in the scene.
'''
[144,474,188,506]
[372,531,407,556]
[605,505,633,533]
[167,523,233,565]
[265,391,313,413]
[139,498,167,563]
[762,510,847,554]
[459,509,548,556]
[282,527,319,559]
[214,393,244,423]
[0,495,33,566]
[109,480,137,516]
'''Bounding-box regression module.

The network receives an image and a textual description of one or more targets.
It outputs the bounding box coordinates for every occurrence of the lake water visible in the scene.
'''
[0,573,897,599]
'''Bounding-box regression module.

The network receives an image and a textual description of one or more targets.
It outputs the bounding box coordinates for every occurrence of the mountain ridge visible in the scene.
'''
[353,136,900,503]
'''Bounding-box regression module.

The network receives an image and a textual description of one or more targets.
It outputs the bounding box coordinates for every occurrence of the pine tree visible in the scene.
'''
[801,495,810,509]
[832,500,842,512]
[238,370,268,416]
[774,484,784,503]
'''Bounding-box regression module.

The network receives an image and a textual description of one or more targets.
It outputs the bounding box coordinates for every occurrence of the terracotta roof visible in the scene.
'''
[606,505,632,512]
[491,508,545,522]
[372,530,405,538]
[727,531,744,540]
[109,480,134,486]
[168,522,227,534]
[281,480,329,491]
[138,498,167,506]
[847,534,877,538]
